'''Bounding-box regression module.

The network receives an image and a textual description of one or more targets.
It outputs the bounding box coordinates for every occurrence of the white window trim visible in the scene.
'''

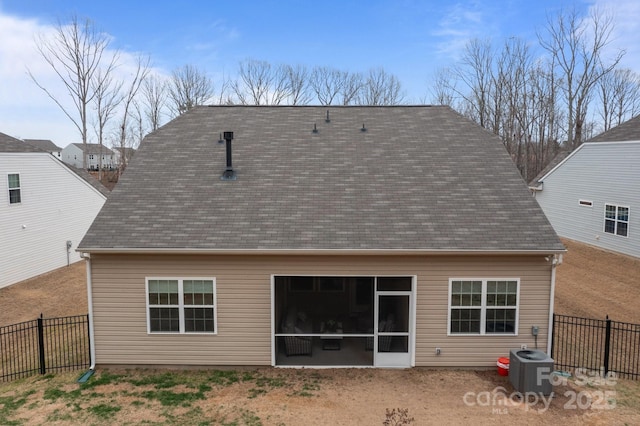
[145,277,217,335]
[447,278,520,336]
[604,203,630,238]
[578,199,593,207]
[7,172,21,205]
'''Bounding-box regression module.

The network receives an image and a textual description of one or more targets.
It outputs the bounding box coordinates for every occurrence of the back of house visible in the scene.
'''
[78,106,564,369]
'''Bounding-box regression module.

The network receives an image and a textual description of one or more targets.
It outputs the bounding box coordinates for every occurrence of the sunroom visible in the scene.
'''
[272,275,415,368]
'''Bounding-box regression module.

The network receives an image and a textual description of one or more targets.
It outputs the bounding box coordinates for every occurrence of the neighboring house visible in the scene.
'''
[61,143,116,170]
[531,115,640,258]
[23,138,62,159]
[78,106,564,369]
[0,132,109,289]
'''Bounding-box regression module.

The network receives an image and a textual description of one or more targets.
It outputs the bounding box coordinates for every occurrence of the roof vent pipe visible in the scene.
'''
[221,131,236,180]
[325,110,330,123]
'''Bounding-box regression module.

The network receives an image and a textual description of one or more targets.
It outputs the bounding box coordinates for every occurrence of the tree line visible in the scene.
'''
[30,8,640,182]
[28,18,405,173]
[429,7,640,182]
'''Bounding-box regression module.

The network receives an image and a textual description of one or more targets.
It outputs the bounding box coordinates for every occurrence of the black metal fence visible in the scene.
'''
[551,314,640,380]
[0,314,91,382]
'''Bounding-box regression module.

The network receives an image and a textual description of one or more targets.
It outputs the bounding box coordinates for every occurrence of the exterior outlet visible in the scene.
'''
[520,344,527,350]
[435,347,441,355]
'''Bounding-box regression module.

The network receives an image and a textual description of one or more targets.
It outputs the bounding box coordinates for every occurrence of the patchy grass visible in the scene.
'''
[1,367,640,424]
[88,403,121,420]
[0,368,322,425]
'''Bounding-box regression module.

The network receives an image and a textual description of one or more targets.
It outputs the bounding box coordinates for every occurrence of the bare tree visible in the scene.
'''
[597,68,640,131]
[538,7,624,149]
[340,71,364,105]
[28,16,114,168]
[91,65,121,180]
[309,66,344,105]
[456,38,495,128]
[428,36,565,181]
[286,64,312,105]
[231,59,293,105]
[358,68,404,105]
[429,67,457,106]
[116,55,150,169]
[142,74,168,131]
[168,64,214,115]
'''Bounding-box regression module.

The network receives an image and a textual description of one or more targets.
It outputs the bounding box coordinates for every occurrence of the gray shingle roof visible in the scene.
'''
[67,166,111,197]
[0,132,43,152]
[71,143,115,155]
[23,139,61,152]
[589,115,640,142]
[79,106,563,252]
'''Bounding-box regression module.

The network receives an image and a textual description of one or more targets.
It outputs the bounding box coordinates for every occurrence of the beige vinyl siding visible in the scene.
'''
[89,253,552,367]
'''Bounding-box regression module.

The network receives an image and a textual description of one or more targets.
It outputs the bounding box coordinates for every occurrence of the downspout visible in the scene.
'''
[80,252,96,372]
[546,254,563,355]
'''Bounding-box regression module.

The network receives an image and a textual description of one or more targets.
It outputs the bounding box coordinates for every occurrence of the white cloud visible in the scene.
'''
[432,2,496,60]
[0,12,81,145]
[0,10,172,147]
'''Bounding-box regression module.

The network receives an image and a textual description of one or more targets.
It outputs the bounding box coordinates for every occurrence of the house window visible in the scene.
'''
[146,278,216,334]
[449,279,518,335]
[604,204,629,237]
[8,174,21,204]
[89,155,94,160]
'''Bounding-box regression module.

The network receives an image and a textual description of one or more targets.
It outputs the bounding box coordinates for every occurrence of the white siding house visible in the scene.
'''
[532,117,640,258]
[1,132,109,288]
[61,143,116,170]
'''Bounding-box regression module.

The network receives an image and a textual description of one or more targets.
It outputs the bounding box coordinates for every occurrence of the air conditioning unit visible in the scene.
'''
[509,349,554,395]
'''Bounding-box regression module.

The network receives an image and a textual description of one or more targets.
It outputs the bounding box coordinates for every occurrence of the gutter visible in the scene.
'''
[76,247,567,256]
[547,253,563,355]
[79,252,96,379]
[528,183,543,192]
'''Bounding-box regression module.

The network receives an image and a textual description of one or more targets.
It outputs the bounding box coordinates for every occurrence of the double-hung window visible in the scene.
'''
[8,174,21,204]
[449,279,519,335]
[146,278,216,334]
[604,204,629,237]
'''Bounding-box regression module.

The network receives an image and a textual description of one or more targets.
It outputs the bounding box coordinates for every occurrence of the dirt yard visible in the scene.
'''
[554,239,640,324]
[1,239,639,425]
[0,261,87,326]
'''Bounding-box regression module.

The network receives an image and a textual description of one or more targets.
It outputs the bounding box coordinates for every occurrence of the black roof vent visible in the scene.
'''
[361,123,367,132]
[218,133,224,144]
[221,131,236,181]
[325,110,331,123]
[312,123,318,134]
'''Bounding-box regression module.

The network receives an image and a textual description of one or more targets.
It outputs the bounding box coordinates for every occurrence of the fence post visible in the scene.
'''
[550,314,556,358]
[603,315,611,376]
[37,313,46,375]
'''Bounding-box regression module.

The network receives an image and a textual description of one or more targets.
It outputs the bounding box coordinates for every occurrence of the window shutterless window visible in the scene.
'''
[604,204,629,237]
[146,278,216,334]
[8,174,21,204]
[448,279,519,335]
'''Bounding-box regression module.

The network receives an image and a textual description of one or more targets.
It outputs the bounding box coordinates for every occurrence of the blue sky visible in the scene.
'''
[1,0,639,146]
